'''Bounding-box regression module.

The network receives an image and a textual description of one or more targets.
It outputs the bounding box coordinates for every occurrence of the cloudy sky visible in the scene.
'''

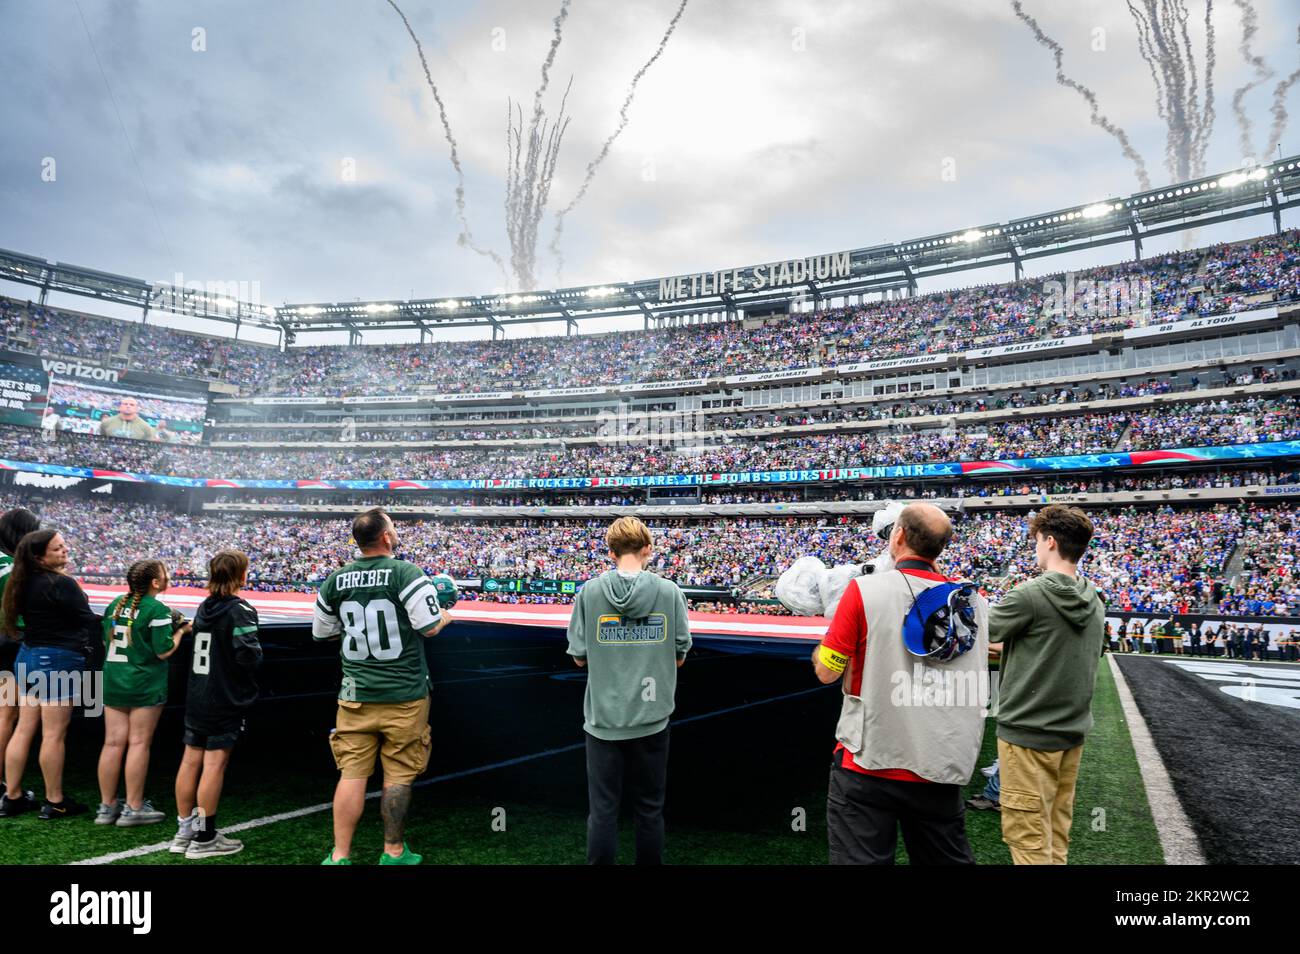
[1,0,1298,343]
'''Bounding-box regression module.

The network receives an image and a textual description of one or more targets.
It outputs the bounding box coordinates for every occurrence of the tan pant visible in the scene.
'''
[329,695,431,786]
[997,738,1083,865]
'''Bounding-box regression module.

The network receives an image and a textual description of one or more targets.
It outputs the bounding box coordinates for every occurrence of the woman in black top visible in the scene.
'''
[0,529,99,820]
[0,508,40,816]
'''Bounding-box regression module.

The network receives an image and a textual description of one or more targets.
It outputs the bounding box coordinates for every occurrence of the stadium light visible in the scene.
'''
[1219,168,1267,189]
[364,303,397,314]
[961,230,984,243]
[1081,203,1112,219]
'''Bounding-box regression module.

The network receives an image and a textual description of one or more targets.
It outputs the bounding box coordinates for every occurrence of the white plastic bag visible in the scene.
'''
[820,563,864,619]
[774,555,828,616]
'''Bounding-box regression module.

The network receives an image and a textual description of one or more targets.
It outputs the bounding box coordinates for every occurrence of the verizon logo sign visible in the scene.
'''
[41,358,119,383]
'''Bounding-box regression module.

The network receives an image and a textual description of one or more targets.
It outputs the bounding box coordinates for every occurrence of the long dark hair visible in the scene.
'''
[1,529,60,638]
[0,508,40,557]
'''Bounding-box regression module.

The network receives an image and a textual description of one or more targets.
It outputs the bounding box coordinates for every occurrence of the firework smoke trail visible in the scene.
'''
[1265,25,1300,157]
[1126,0,1216,181]
[385,0,507,278]
[505,80,573,289]
[1011,1,1151,187]
[1199,0,1217,173]
[1129,2,1169,129]
[1130,2,1178,175]
[502,0,572,288]
[1172,0,1203,176]
[1231,0,1275,160]
[549,0,690,282]
[1151,0,1192,179]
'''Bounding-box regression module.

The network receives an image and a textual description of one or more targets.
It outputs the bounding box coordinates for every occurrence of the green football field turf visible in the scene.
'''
[0,639,1162,865]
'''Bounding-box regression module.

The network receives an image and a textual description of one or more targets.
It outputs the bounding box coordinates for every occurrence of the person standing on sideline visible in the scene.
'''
[173,550,261,859]
[0,508,40,817]
[96,560,189,826]
[313,508,454,866]
[812,503,990,865]
[0,529,100,820]
[567,516,692,865]
[989,505,1106,866]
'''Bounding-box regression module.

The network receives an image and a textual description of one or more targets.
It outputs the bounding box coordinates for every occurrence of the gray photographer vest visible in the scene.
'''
[834,569,990,785]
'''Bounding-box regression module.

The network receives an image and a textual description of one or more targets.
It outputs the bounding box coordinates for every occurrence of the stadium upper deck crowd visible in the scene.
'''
[3,230,1298,398]
[7,394,1300,481]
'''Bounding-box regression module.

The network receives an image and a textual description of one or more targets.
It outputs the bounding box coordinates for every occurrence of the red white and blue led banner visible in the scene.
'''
[0,441,1297,490]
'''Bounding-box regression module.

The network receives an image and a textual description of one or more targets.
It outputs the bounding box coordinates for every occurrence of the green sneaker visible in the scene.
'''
[321,852,352,865]
[378,844,422,865]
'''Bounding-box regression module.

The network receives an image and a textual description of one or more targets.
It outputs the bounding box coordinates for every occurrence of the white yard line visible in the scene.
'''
[70,684,830,865]
[1106,654,1206,865]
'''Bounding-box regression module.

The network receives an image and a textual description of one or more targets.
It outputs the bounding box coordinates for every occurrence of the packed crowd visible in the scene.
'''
[3,230,1298,399]
[8,490,1299,617]
[5,395,1299,482]
[1218,507,1300,615]
[1000,504,1246,614]
[210,367,1300,447]
[183,466,1300,510]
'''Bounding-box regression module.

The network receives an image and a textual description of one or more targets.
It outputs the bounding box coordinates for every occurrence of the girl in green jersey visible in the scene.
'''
[96,560,189,827]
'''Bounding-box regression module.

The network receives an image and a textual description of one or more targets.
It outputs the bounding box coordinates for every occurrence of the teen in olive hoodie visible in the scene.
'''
[989,505,1106,866]
[990,571,1106,750]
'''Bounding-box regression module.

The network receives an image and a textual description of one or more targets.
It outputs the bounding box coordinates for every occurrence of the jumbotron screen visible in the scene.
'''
[44,377,209,445]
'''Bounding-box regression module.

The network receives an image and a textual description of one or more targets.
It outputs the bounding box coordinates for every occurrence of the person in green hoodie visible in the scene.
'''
[566,516,692,865]
[989,504,1105,865]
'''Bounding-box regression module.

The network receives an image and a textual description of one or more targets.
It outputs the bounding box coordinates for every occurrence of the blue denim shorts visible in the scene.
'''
[15,644,87,703]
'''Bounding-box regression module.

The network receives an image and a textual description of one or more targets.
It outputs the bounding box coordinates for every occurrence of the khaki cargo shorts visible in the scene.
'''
[329,695,432,785]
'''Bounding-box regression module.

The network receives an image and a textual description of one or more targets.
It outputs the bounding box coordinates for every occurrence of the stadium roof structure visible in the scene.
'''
[4,156,1300,345]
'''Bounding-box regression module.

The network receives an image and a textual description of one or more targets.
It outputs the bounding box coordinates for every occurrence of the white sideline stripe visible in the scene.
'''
[69,683,830,866]
[1106,654,1206,865]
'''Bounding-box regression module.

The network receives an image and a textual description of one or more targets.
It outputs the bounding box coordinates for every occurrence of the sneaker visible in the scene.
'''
[965,796,1000,812]
[116,800,166,827]
[94,801,122,825]
[0,791,37,818]
[185,833,244,860]
[168,830,193,854]
[39,797,88,820]
[321,852,352,865]
[378,843,421,866]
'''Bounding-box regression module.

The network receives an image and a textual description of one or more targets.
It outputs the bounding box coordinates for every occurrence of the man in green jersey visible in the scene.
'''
[312,507,453,866]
